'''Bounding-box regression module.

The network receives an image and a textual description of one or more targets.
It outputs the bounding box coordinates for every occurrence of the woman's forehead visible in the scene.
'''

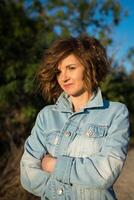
[57,54,81,69]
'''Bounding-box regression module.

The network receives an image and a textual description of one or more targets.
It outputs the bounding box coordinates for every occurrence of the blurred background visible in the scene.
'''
[0,0,134,200]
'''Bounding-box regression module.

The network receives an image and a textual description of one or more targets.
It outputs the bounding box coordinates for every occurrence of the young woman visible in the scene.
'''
[20,35,130,200]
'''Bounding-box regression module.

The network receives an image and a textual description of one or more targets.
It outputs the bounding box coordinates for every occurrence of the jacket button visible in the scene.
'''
[86,130,93,136]
[64,131,71,137]
[57,188,63,195]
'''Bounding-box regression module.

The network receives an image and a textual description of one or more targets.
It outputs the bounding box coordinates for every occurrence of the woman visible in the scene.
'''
[20,35,130,200]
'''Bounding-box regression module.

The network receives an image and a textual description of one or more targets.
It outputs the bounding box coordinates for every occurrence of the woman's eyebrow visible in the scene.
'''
[58,64,76,70]
[66,64,76,68]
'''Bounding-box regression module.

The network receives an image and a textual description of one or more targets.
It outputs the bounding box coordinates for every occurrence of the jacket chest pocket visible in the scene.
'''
[46,130,60,157]
[67,124,108,157]
[85,124,108,137]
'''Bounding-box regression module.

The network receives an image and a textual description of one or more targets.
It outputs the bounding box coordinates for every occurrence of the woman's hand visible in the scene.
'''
[41,154,57,173]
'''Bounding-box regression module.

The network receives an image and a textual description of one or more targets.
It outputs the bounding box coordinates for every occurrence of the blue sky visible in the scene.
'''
[110,0,134,72]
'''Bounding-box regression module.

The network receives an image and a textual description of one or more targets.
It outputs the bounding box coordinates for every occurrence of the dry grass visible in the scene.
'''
[0,142,39,200]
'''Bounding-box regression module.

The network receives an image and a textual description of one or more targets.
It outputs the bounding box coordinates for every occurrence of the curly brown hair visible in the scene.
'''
[37,35,110,102]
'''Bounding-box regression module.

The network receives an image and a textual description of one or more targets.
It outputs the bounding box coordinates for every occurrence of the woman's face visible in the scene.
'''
[57,54,88,97]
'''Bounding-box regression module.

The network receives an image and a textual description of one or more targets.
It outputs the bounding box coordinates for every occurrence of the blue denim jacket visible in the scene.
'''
[20,88,130,200]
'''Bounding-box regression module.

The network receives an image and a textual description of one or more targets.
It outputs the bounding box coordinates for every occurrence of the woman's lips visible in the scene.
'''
[63,83,73,89]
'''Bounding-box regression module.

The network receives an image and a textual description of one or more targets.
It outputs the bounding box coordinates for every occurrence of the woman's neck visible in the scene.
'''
[70,91,92,112]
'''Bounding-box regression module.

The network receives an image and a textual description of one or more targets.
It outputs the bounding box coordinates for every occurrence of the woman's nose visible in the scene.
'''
[61,71,70,82]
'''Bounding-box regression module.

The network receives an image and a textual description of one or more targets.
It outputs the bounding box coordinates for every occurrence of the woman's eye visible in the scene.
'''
[69,66,76,70]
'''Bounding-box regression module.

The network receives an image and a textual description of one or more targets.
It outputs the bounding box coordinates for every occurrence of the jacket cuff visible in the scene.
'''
[54,155,74,184]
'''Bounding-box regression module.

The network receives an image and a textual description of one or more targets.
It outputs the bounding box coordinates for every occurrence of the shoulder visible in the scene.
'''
[39,104,55,115]
[104,99,129,117]
[39,104,55,114]
[109,101,128,111]
[35,104,56,121]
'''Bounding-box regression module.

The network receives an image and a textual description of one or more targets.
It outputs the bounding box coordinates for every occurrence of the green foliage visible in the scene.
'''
[127,47,134,67]
[101,69,134,110]
[21,105,37,121]
[101,68,134,137]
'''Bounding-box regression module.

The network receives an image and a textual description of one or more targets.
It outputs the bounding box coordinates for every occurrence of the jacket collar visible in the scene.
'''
[54,87,104,113]
[85,87,104,109]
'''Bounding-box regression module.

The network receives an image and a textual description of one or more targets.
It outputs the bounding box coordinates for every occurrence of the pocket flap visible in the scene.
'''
[86,124,108,137]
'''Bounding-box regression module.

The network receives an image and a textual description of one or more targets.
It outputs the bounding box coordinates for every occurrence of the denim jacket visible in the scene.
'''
[20,88,130,200]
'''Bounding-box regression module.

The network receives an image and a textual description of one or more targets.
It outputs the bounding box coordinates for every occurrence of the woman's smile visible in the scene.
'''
[63,83,73,90]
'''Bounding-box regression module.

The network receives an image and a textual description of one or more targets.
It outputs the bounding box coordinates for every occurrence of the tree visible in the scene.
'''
[127,47,134,67]
[101,66,134,139]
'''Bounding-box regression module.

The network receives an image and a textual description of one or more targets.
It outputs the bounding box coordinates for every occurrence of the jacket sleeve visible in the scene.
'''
[20,110,50,197]
[53,104,130,189]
